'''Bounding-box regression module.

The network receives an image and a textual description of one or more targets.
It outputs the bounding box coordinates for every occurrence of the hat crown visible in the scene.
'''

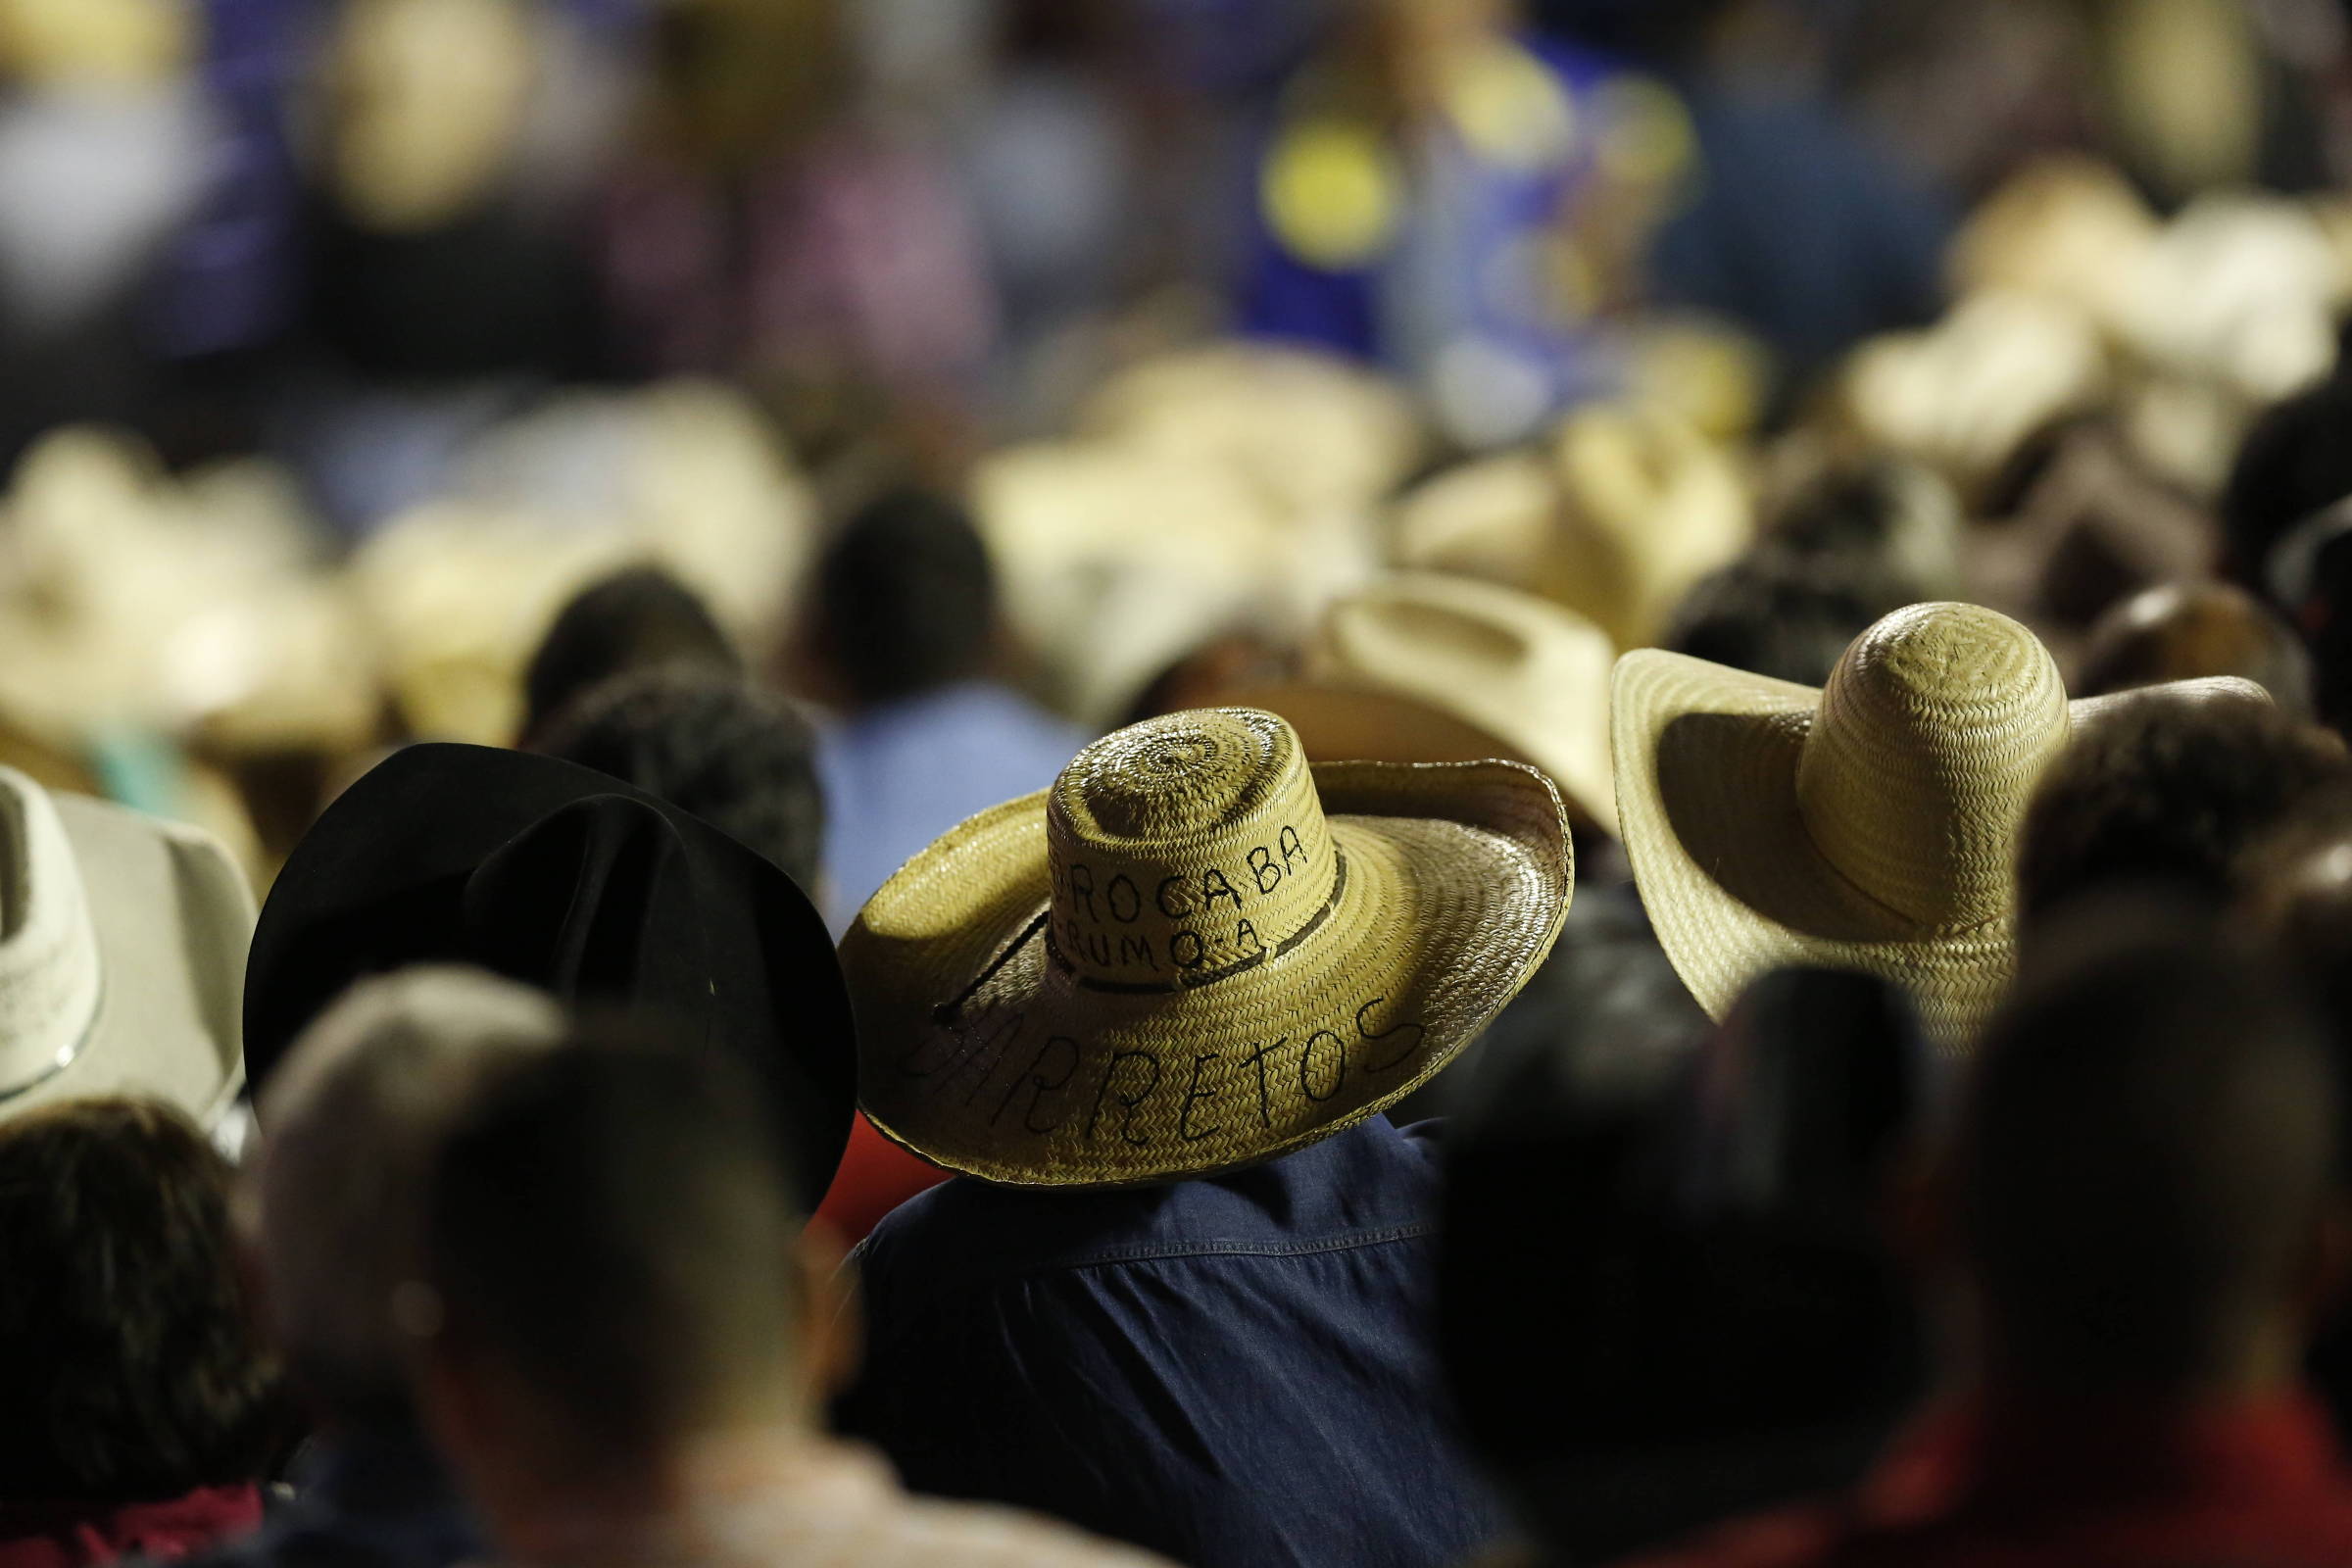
[1048,710,1339,988]
[1796,604,2069,927]
[0,771,102,1102]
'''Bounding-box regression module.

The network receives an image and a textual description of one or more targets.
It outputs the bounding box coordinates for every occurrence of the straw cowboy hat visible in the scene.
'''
[841,707,1572,1187]
[973,439,1371,726]
[1612,602,2257,1052]
[0,767,254,1129]
[1841,292,2112,494]
[1079,342,1428,520]
[1393,403,1752,651]
[1219,572,1620,836]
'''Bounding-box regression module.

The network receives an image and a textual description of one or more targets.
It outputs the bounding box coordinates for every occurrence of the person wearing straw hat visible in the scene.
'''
[1611,600,2257,1052]
[837,707,1571,1568]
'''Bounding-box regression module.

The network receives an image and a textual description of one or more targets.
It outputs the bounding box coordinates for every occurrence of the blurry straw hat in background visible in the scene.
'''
[1948,155,2161,327]
[1221,572,1619,835]
[841,708,1571,1187]
[1611,601,2258,1051]
[2110,193,2345,406]
[0,767,253,1132]
[0,429,341,742]
[1612,315,1775,447]
[1841,292,2112,494]
[350,502,634,746]
[455,380,817,661]
[974,438,1376,727]
[1079,342,1428,520]
[1393,402,1752,651]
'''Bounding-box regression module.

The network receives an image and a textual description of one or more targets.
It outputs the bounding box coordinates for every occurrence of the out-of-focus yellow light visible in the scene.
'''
[1443,38,1576,170]
[1593,76,1697,190]
[0,0,192,85]
[331,0,536,232]
[1262,119,1403,272]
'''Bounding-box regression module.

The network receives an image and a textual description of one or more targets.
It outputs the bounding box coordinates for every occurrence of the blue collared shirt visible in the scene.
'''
[839,1117,1508,1568]
[815,682,1089,934]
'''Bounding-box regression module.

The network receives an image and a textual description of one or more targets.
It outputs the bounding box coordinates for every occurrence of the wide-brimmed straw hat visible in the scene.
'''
[1612,602,2256,1052]
[0,768,255,1128]
[1220,573,1619,836]
[841,708,1572,1187]
[1392,404,1752,651]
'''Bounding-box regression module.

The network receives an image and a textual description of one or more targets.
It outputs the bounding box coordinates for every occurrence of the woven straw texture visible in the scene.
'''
[1612,602,2262,1053]
[842,709,1571,1187]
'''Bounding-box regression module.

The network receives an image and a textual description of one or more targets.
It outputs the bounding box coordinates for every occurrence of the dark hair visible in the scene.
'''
[2077,582,2316,719]
[1666,549,1908,687]
[533,670,826,891]
[425,1026,803,1462]
[521,567,741,744]
[1961,915,2337,1391]
[0,1100,285,1502]
[2017,687,2352,924]
[812,490,996,706]
[2221,366,2352,588]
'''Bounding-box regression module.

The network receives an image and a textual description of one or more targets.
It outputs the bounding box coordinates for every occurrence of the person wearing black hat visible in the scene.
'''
[242,742,857,1204]
[183,743,858,1568]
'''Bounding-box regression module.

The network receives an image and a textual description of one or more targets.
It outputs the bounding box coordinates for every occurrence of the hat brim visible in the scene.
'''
[1611,650,2264,1051]
[843,760,1571,1188]
[8,797,254,1127]
[1219,681,1618,839]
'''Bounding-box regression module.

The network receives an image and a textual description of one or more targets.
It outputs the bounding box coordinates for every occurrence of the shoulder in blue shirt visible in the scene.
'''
[841,1116,1507,1568]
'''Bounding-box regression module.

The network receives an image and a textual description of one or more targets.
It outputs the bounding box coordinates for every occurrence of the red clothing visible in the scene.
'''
[814,1113,951,1246]
[0,1484,262,1568]
[1626,1394,2352,1568]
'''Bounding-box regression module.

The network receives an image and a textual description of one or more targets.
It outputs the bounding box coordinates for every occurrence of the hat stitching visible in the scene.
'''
[1049,849,1354,998]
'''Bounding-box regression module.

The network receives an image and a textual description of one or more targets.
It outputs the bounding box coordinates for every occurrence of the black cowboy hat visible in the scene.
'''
[245,743,855,1205]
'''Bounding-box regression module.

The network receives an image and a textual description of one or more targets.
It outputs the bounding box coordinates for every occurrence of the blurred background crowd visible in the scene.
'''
[20,4,2352,1568]
[17,0,2352,892]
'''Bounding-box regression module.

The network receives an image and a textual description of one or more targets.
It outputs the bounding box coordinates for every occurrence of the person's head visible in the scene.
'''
[1763,452,1963,604]
[2238,789,2352,1065]
[1947,915,2343,1396]
[2222,363,2352,589]
[414,1025,849,1520]
[1665,548,1910,687]
[0,1099,284,1503]
[255,967,564,1429]
[2017,686,2352,925]
[807,489,997,710]
[532,670,825,891]
[2077,581,2316,719]
[520,566,741,746]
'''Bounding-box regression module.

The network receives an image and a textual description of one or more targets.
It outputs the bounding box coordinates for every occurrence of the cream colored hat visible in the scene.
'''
[1612,602,2257,1052]
[1842,292,2111,491]
[1393,403,1752,651]
[0,767,254,1128]
[842,708,1571,1187]
[1079,342,1427,520]
[1226,572,1619,835]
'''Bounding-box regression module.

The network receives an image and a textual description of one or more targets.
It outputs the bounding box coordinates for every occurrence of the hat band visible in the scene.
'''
[935,849,1353,1022]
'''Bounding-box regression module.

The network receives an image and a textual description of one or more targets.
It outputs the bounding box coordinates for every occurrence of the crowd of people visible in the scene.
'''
[20,2,2352,1568]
